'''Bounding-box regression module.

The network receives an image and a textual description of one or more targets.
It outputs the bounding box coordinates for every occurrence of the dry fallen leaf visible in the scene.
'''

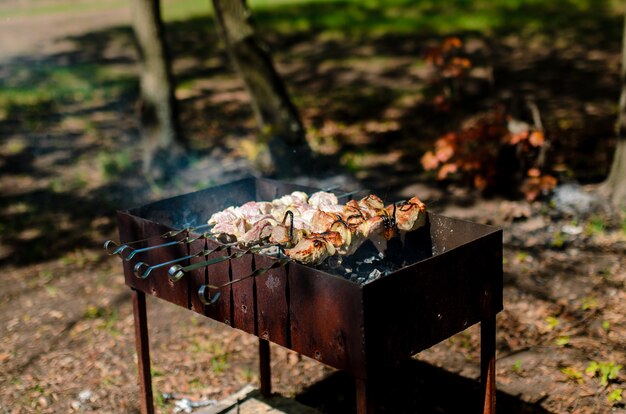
[529,131,545,147]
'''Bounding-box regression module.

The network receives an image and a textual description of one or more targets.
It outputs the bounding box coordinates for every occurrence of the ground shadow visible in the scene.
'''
[296,359,551,414]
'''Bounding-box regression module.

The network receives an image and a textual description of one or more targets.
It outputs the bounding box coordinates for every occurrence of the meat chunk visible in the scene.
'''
[239,217,277,245]
[308,191,338,207]
[357,194,385,217]
[394,196,427,232]
[211,217,247,239]
[310,210,340,233]
[284,237,336,265]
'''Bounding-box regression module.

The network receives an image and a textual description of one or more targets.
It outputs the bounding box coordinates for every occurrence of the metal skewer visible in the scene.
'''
[133,251,200,280]
[197,258,290,305]
[168,243,282,282]
[335,189,364,199]
[103,223,214,256]
[133,238,241,281]
[111,231,224,261]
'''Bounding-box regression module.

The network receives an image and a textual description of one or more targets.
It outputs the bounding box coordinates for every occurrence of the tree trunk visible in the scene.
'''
[131,0,184,180]
[603,10,626,207]
[211,0,311,176]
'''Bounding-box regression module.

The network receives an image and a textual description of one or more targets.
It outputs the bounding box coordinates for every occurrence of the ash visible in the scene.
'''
[318,234,432,284]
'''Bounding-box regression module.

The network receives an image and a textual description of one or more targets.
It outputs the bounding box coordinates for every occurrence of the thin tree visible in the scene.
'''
[603,9,626,206]
[211,0,312,175]
[131,0,184,179]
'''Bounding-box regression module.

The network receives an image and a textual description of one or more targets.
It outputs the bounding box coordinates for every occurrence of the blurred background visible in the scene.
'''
[1,0,625,413]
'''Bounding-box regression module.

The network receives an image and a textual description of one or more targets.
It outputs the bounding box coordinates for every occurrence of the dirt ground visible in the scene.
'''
[1,1,625,413]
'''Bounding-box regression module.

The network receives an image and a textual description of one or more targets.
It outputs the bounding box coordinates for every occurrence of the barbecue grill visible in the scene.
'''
[111,177,503,414]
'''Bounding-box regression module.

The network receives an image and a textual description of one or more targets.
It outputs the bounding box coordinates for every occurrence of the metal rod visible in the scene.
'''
[134,251,201,280]
[134,240,242,281]
[103,224,215,256]
[108,231,230,261]
[104,230,186,254]
[356,377,374,414]
[168,243,282,282]
[336,189,364,199]
[131,289,155,414]
[481,315,497,414]
[281,210,295,245]
[120,240,182,261]
[197,259,290,305]
[259,339,272,397]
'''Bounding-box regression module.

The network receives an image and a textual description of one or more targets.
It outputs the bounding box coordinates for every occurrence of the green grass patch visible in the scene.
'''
[97,149,134,181]
[5,0,620,41]
[1,63,136,127]
[586,361,623,387]
[561,366,584,383]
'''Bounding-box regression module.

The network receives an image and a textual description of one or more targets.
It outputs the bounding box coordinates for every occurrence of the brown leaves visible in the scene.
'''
[523,170,558,201]
[420,151,439,170]
[425,37,472,80]
[437,163,458,180]
[506,130,545,147]
[420,110,556,199]
[529,131,545,147]
[421,111,506,188]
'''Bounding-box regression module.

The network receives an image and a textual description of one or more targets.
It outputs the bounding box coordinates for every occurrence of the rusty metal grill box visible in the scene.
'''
[117,177,502,380]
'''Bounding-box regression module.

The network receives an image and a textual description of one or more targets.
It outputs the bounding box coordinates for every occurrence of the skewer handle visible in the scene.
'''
[198,285,222,305]
[195,258,289,305]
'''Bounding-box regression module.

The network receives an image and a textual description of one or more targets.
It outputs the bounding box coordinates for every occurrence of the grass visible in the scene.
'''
[2,0,621,38]
[0,63,136,131]
[97,149,134,180]
[0,64,135,104]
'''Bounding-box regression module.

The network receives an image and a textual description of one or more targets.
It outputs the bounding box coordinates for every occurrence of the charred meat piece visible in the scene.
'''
[341,200,367,226]
[357,194,385,217]
[284,237,336,265]
[268,224,304,247]
[393,196,427,232]
[329,220,353,255]
[310,210,340,233]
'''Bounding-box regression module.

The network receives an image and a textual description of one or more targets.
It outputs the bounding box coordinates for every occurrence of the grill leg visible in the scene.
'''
[259,338,271,397]
[132,289,154,414]
[481,315,496,414]
[356,377,374,414]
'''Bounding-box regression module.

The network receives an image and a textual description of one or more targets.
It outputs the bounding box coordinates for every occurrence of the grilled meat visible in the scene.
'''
[284,237,336,265]
[393,196,427,232]
[206,191,427,265]
[309,191,338,207]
